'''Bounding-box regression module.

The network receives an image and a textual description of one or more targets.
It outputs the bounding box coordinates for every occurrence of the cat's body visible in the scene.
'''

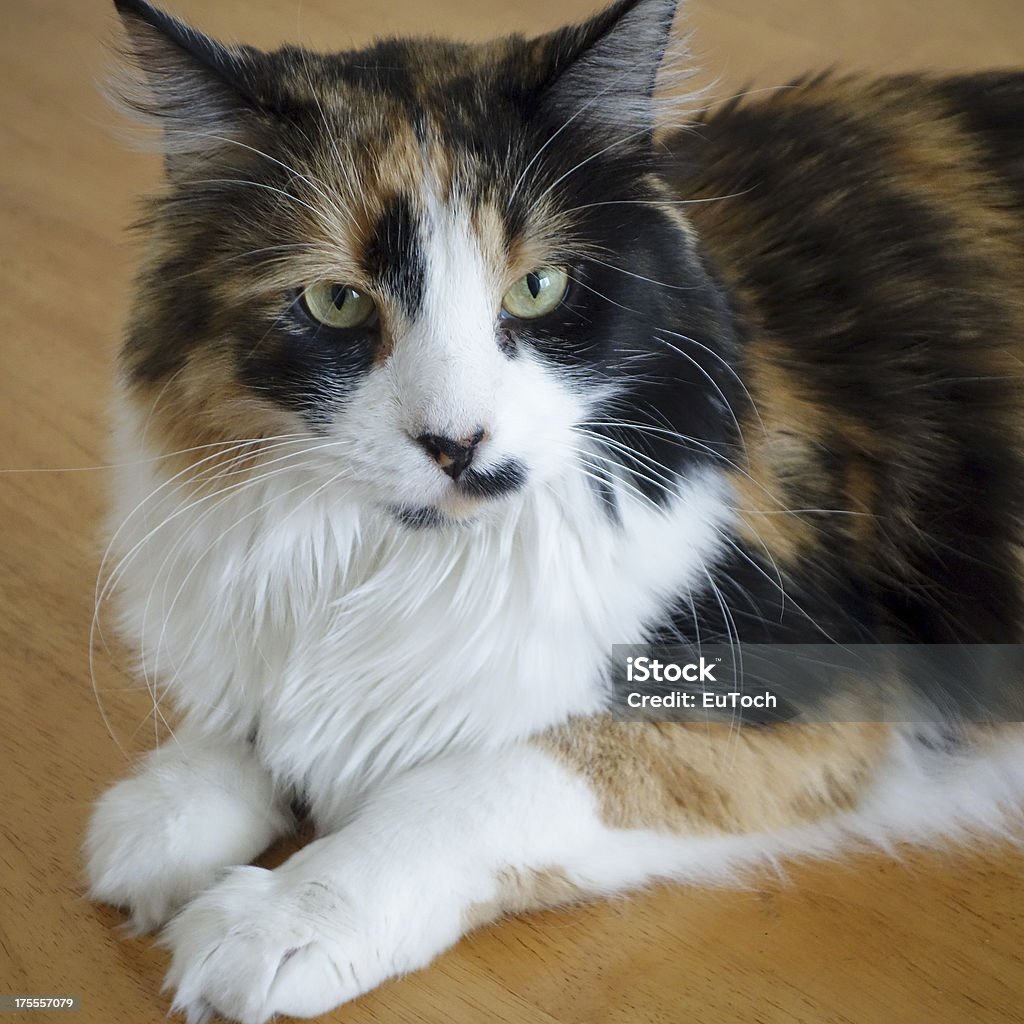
[86,1,1024,1021]
[675,72,1024,651]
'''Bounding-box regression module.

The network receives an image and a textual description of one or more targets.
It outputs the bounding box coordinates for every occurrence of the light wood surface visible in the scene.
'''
[3,2,1024,1022]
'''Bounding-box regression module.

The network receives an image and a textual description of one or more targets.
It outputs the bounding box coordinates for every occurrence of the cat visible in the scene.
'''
[84,0,1024,1021]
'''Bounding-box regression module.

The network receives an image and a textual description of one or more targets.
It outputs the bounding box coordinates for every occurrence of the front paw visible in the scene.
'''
[163,867,374,1024]
[85,774,221,933]
[86,744,289,935]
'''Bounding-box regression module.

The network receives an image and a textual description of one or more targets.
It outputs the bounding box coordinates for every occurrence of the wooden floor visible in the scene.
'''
[3,1,1024,1022]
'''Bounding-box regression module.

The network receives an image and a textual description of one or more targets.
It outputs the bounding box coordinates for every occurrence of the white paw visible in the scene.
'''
[85,748,289,933]
[163,867,385,1024]
[85,772,225,933]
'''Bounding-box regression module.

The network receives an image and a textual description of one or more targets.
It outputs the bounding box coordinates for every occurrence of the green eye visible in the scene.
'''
[301,282,377,329]
[501,267,569,319]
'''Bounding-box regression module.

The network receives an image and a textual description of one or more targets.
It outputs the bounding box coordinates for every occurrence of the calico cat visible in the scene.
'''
[85,0,1024,1020]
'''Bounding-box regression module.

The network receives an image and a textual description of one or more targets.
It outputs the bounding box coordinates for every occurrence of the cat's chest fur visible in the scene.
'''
[110,417,729,821]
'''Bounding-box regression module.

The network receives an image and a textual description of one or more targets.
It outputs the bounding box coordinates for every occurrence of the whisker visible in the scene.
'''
[185,177,326,220]
[560,188,756,216]
[89,433,317,748]
[146,454,357,700]
[535,125,659,206]
[652,333,746,447]
[508,67,641,205]
[164,127,354,229]
[584,257,703,292]
[658,328,768,439]
[574,429,682,498]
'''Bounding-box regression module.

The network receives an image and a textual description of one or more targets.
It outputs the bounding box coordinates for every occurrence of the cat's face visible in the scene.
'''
[117,0,739,524]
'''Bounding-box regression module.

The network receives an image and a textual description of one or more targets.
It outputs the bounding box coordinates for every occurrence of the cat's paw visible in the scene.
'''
[163,867,379,1024]
[85,751,288,934]
[85,773,225,933]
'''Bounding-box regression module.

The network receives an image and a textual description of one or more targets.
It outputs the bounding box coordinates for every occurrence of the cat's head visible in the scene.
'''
[114,0,739,525]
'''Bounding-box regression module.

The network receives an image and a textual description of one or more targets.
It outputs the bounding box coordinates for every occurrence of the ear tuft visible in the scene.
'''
[536,0,696,138]
[110,0,265,166]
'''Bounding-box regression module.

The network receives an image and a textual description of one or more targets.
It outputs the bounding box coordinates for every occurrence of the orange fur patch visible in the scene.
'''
[539,717,890,834]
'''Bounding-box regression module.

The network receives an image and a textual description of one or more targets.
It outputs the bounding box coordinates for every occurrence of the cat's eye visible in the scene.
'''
[501,267,569,319]
[300,282,377,329]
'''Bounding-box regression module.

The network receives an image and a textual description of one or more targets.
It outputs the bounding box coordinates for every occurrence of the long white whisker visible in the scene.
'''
[186,177,326,220]
[653,333,746,447]
[147,454,356,705]
[508,68,639,204]
[535,125,657,205]
[561,188,756,216]
[658,328,768,439]
[89,433,314,749]
[165,127,352,228]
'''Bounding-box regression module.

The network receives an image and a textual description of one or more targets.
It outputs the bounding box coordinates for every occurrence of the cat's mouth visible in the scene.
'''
[388,459,527,528]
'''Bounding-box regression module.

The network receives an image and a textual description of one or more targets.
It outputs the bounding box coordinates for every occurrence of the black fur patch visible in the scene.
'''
[457,460,527,499]
[363,195,426,318]
[939,72,1024,208]
[237,309,380,428]
[389,505,449,529]
[647,72,1024,722]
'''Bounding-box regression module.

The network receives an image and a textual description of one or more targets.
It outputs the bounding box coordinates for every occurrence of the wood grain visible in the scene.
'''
[2,1,1023,1022]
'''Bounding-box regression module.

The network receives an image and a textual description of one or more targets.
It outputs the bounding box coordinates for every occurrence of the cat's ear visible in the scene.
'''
[535,0,685,137]
[111,0,268,170]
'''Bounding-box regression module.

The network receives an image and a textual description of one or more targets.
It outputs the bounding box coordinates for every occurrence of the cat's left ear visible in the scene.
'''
[533,0,683,138]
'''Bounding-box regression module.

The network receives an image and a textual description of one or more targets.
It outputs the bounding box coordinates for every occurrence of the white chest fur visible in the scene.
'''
[107,422,729,822]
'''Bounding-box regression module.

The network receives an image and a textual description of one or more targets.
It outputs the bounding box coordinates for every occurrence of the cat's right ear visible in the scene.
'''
[111,0,267,172]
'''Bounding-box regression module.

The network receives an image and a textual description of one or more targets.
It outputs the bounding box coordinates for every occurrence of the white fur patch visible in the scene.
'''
[103,387,732,822]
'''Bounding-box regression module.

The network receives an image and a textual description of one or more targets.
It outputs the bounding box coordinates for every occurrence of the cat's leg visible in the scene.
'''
[85,726,293,933]
[163,719,888,1024]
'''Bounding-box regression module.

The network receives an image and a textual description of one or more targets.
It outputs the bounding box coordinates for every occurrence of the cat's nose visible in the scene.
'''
[415,429,486,480]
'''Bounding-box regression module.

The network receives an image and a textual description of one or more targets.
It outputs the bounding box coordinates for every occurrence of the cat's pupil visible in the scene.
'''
[330,285,349,309]
[526,272,541,299]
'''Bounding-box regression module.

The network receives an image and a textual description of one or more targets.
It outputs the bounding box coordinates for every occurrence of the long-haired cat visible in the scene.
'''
[85,0,1024,1020]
